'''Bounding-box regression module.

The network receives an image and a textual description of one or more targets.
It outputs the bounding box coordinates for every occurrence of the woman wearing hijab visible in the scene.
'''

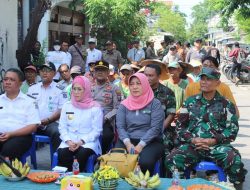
[116,73,165,174]
[58,76,103,171]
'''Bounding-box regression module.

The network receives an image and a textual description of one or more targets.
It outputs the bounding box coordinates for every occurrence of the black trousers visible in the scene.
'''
[232,62,242,78]
[0,135,32,160]
[115,138,164,175]
[37,122,61,152]
[102,120,114,154]
[58,147,94,172]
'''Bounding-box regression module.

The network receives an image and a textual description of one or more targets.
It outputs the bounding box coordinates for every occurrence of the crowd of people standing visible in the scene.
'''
[0,34,248,189]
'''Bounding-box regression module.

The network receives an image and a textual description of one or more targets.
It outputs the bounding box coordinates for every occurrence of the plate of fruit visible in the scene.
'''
[0,158,30,181]
[27,171,59,183]
[125,170,161,189]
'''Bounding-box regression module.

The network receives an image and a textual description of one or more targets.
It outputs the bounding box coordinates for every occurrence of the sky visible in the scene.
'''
[172,0,203,24]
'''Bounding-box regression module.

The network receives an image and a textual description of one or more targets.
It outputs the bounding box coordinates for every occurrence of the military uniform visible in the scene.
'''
[165,92,247,183]
[153,83,176,156]
[92,61,122,153]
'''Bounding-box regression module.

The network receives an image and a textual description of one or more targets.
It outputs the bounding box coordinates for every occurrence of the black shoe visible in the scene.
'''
[234,183,243,190]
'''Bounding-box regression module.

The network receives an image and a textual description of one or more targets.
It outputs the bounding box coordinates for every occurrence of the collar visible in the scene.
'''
[40,81,56,88]
[3,90,26,101]
[196,91,221,102]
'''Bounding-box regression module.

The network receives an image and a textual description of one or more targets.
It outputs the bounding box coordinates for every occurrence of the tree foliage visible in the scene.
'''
[83,0,147,56]
[153,3,187,42]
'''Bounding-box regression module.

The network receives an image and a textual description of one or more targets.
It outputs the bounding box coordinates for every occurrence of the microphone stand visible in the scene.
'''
[0,155,22,177]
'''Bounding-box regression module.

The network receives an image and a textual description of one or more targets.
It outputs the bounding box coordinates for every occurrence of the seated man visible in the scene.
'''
[28,62,68,152]
[185,56,239,117]
[165,67,247,187]
[0,68,40,159]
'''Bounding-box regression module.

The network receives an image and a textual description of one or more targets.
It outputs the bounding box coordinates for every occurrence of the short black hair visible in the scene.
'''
[184,41,190,48]
[145,64,161,76]
[5,68,25,82]
[234,42,240,47]
[202,56,219,68]
[175,41,182,46]
[212,43,216,47]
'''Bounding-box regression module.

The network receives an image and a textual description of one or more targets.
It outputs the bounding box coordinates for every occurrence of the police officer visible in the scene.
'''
[28,62,68,152]
[0,68,40,160]
[102,41,123,70]
[165,67,247,187]
[144,64,176,157]
[92,60,121,154]
[68,34,87,70]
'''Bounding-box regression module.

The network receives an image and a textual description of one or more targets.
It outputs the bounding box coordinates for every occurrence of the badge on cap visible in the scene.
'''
[99,61,103,65]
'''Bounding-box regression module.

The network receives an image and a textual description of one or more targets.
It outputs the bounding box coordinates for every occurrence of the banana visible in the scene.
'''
[147,179,161,188]
[138,171,144,180]
[144,170,150,181]
[22,165,30,177]
[147,174,159,184]
[129,172,140,183]
[19,164,26,176]
[18,161,23,171]
[0,163,13,177]
[125,177,139,187]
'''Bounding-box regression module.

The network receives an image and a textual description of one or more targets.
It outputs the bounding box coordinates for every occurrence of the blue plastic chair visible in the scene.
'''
[34,135,54,165]
[51,152,99,172]
[185,161,227,182]
[20,134,37,169]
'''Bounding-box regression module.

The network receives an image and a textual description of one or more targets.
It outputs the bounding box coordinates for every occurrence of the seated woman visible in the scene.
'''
[116,73,165,174]
[58,76,103,171]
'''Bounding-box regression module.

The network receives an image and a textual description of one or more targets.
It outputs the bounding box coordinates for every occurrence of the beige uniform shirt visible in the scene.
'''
[102,50,123,69]
[68,43,87,70]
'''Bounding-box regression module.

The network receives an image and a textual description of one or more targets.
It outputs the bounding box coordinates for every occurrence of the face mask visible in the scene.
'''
[54,45,61,51]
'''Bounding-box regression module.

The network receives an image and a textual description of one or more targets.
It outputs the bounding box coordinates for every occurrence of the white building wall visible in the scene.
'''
[0,0,18,70]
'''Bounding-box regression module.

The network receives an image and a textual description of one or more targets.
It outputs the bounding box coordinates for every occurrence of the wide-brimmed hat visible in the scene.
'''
[178,61,194,74]
[139,59,170,80]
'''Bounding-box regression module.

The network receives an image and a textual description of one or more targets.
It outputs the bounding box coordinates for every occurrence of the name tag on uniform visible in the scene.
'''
[142,110,151,114]
[0,107,3,109]
[32,93,39,95]
[62,92,67,98]
[66,112,74,120]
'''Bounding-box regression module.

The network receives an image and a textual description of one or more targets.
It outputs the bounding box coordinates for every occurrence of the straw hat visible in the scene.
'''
[139,59,170,80]
[177,61,194,74]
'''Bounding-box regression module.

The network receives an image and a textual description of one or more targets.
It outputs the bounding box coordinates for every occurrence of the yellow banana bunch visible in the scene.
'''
[0,158,30,178]
[125,171,161,189]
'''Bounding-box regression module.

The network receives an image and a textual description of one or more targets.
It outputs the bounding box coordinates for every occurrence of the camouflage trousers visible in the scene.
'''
[165,143,247,184]
[162,126,177,157]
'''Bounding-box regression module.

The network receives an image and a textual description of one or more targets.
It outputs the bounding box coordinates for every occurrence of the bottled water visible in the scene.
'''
[72,159,80,175]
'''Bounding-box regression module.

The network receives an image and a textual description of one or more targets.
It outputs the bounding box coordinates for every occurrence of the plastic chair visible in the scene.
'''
[153,160,161,176]
[20,134,37,169]
[185,161,227,182]
[34,135,54,165]
[51,152,99,172]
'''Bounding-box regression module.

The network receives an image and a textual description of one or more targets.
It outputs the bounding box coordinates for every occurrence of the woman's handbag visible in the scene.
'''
[97,148,138,178]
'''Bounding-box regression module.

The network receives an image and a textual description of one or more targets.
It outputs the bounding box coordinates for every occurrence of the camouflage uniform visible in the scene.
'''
[165,92,247,184]
[153,83,176,156]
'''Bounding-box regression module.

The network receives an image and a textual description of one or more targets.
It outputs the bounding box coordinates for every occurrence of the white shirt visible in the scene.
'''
[46,51,69,80]
[86,48,102,65]
[27,81,67,121]
[162,53,180,64]
[127,47,145,62]
[0,91,40,133]
[58,102,103,155]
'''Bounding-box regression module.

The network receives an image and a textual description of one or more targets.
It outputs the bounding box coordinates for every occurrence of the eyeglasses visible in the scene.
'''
[40,68,53,73]
[60,69,69,74]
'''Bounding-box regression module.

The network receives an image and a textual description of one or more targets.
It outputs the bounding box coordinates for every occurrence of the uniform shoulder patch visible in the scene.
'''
[56,84,65,90]
[26,94,36,99]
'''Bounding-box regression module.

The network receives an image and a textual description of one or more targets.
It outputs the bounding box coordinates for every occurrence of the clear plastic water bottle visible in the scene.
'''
[134,164,141,175]
[5,157,10,164]
[172,168,180,186]
[72,159,80,175]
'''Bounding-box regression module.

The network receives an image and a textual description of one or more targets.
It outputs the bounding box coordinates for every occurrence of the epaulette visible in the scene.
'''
[27,94,36,99]
[29,82,36,87]
[56,84,65,90]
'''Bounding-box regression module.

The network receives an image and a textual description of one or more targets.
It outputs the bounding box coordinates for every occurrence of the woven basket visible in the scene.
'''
[98,179,118,190]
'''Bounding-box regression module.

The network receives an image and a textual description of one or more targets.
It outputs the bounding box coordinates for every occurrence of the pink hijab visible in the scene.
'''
[71,76,99,109]
[121,73,154,111]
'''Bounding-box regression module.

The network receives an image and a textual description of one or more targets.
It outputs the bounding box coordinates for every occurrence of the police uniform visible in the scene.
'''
[57,78,73,90]
[0,91,40,159]
[102,49,123,70]
[68,40,87,70]
[92,61,121,153]
[27,81,68,152]
[165,68,247,184]
[153,83,176,156]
